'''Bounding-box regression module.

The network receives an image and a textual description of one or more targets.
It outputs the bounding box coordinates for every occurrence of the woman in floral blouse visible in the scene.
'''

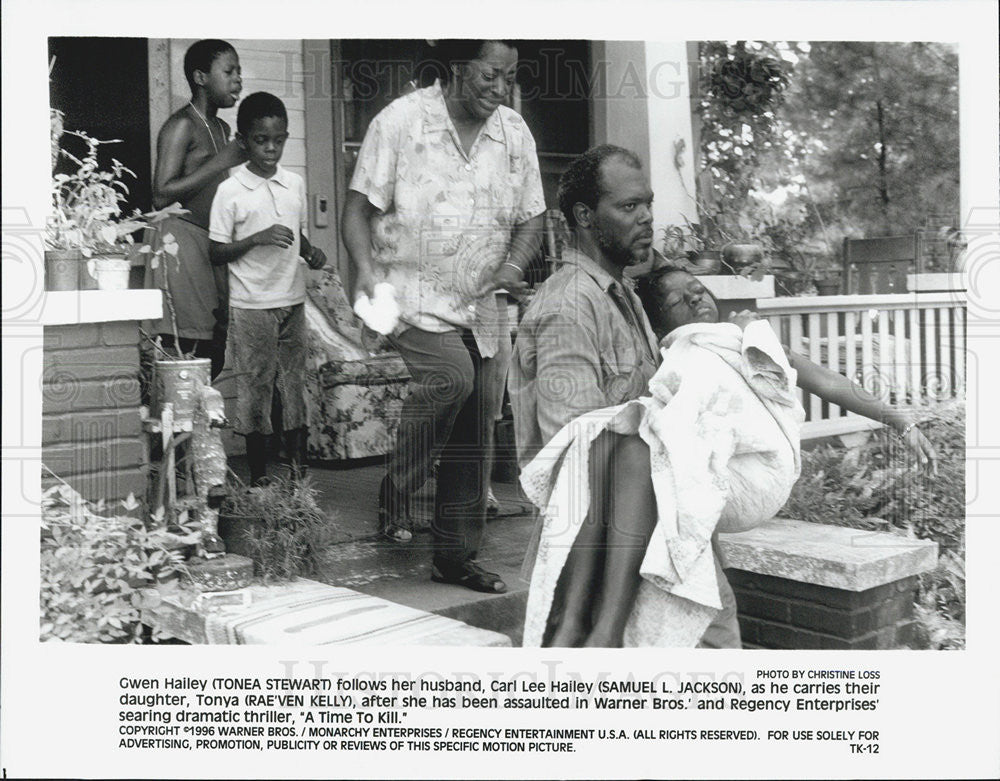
[341,40,545,593]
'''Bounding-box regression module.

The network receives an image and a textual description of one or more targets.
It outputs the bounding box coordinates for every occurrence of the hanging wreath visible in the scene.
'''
[705,41,791,116]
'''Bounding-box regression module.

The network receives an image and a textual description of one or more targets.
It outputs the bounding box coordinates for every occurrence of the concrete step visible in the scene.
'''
[149,577,513,646]
[228,457,535,646]
[316,512,535,646]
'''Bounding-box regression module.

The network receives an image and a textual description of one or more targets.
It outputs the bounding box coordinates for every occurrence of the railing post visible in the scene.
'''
[954,308,966,396]
[923,308,938,398]
[938,306,953,400]
[909,308,922,405]
[861,310,875,401]
[844,310,858,409]
[825,312,841,419]
[893,309,907,405]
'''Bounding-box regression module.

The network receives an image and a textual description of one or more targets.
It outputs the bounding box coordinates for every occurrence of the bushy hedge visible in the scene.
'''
[782,401,965,649]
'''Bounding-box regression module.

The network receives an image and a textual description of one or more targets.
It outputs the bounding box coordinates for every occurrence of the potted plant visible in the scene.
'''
[48,127,185,291]
[45,108,85,291]
[814,270,843,296]
[661,219,721,275]
[721,241,766,275]
[686,191,770,280]
[709,210,765,277]
[218,476,337,581]
[143,225,212,424]
[695,42,791,277]
[781,252,842,296]
[720,228,769,281]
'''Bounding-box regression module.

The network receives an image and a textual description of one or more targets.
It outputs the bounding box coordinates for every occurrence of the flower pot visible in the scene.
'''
[45,249,82,291]
[217,512,264,558]
[86,255,131,290]
[79,255,99,290]
[683,249,722,276]
[722,243,764,273]
[152,357,212,428]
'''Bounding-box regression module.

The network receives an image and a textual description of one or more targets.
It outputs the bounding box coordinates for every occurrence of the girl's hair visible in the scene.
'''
[635,266,718,337]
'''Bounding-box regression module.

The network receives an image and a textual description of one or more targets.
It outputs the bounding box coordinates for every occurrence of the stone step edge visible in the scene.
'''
[144,577,512,647]
[718,517,938,593]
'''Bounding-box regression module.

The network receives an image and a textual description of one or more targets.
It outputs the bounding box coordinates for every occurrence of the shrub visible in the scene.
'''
[912,549,965,649]
[40,482,186,643]
[782,401,965,648]
[221,477,336,581]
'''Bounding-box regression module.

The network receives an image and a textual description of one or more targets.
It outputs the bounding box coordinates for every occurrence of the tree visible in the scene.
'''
[772,42,960,238]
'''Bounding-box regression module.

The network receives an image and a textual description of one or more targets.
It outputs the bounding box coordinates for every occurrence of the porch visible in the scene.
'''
[38,274,960,648]
[146,452,937,650]
[38,37,965,649]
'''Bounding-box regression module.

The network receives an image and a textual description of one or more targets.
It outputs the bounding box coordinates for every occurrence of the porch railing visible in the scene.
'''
[756,291,967,439]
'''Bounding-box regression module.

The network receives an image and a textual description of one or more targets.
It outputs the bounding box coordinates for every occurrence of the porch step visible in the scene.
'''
[222,458,537,646]
[148,578,512,646]
[316,510,536,646]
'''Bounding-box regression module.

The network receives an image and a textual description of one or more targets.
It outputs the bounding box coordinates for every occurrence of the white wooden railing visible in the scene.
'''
[757,291,967,439]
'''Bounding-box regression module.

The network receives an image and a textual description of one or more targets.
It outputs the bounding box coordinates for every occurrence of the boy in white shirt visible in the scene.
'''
[209,91,326,485]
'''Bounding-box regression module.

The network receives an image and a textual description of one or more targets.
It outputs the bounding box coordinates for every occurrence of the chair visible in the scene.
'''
[524,209,568,289]
[303,269,411,461]
[843,235,919,295]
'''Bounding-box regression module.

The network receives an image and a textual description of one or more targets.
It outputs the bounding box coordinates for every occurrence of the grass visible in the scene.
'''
[221,475,337,582]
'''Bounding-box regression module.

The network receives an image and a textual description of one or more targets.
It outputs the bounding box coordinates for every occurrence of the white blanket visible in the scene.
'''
[521,320,805,647]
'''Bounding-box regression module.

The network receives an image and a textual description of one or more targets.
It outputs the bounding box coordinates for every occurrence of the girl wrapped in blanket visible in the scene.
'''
[522,266,937,648]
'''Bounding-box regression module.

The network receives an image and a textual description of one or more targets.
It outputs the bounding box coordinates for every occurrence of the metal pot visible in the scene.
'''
[722,243,764,273]
[45,249,82,291]
[683,250,723,276]
[152,357,212,428]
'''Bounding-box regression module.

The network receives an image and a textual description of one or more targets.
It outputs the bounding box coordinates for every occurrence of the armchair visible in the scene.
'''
[304,269,411,461]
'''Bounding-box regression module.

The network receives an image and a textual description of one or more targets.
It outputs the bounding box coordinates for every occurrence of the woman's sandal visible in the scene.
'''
[378,474,412,543]
[431,560,507,593]
[380,524,413,543]
[486,487,501,517]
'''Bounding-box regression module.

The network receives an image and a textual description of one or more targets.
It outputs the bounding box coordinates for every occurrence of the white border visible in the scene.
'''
[3,2,999,778]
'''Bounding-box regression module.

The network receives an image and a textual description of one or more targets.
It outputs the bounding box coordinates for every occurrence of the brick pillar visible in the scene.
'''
[726,569,919,650]
[717,518,938,651]
[41,320,147,504]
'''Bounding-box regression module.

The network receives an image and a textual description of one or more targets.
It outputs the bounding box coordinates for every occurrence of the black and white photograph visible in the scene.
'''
[2,1,998,778]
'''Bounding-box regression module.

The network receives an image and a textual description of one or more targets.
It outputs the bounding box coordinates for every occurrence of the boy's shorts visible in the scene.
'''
[151,216,220,341]
[227,304,307,436]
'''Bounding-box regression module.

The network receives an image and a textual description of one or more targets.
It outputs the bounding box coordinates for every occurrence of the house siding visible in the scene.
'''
[165,39,307,182]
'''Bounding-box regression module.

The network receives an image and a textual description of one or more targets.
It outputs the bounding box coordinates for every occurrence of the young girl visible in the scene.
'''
[641,268,937,457]
[526,266,937,648]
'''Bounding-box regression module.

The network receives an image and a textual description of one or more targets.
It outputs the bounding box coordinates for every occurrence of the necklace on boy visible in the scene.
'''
[188,102,225,153]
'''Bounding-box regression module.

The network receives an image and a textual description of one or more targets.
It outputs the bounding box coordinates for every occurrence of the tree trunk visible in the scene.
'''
[875,98,891,233]
[871,48,892,233]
